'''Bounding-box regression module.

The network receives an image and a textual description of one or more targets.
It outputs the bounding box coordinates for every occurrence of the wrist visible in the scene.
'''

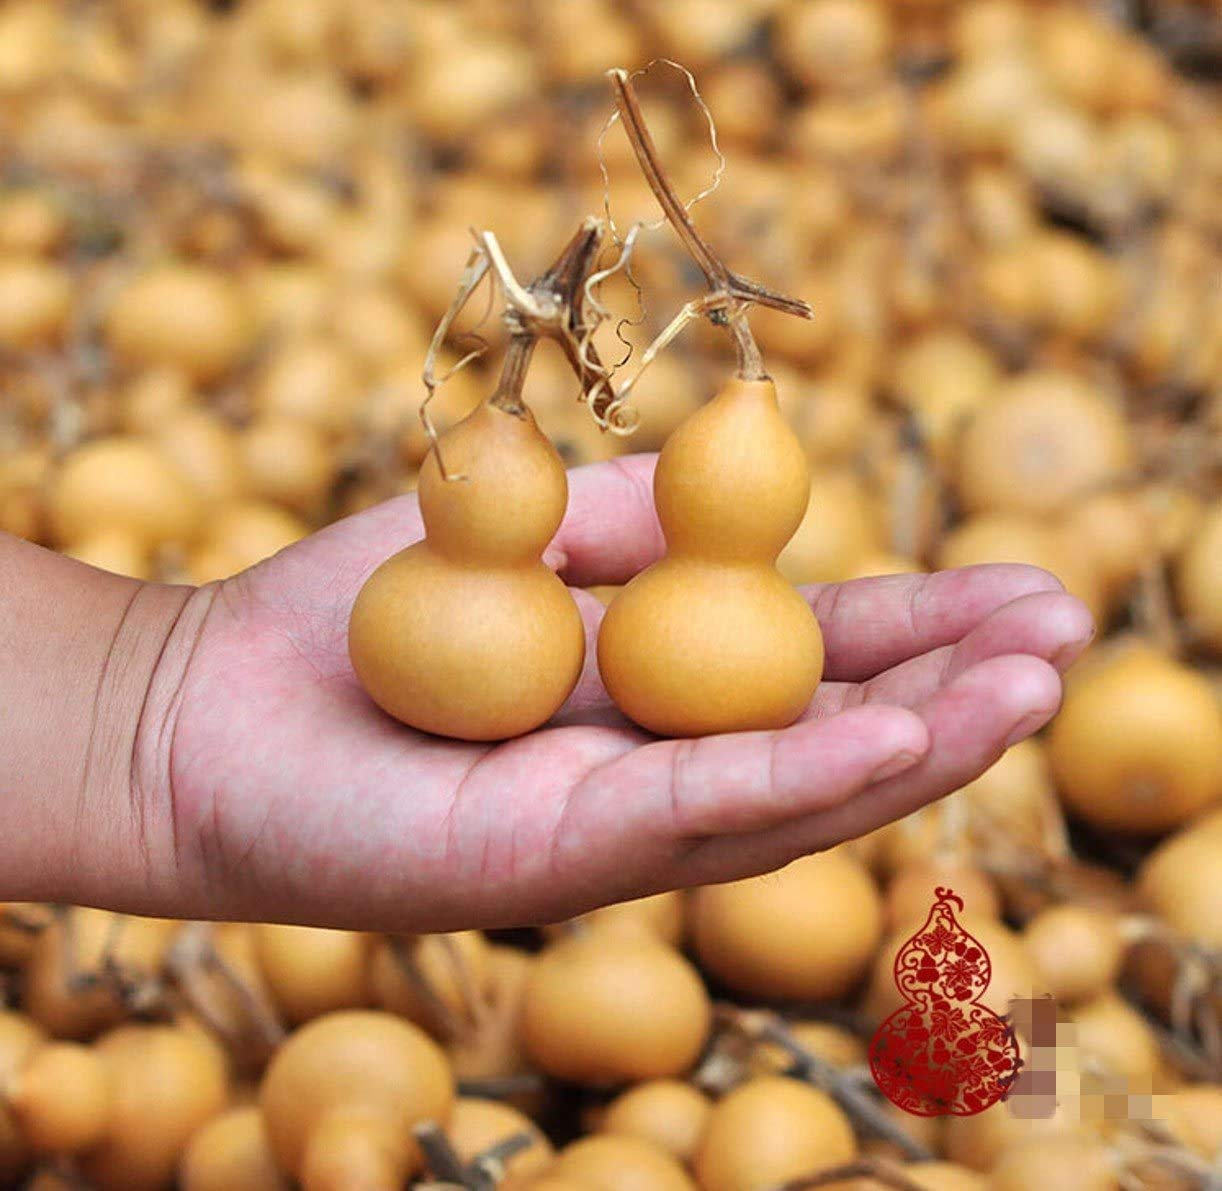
[0,533,208,907]
[80,580,213,908]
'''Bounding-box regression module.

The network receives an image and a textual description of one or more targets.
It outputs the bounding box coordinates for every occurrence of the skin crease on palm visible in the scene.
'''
[127,451,1093,935]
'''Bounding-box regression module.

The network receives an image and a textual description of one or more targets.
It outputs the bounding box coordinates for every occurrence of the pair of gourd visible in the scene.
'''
[348,375,823,742]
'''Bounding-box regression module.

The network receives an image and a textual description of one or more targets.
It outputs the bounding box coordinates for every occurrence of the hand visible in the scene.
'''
[130,455,1093,933]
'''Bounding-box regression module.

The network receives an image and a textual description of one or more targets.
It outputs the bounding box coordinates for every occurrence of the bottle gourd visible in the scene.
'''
[598,376,823,736]
[348,369,585,741]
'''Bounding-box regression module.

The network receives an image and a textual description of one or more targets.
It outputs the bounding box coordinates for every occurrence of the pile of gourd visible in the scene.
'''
[0,0,1219,1187]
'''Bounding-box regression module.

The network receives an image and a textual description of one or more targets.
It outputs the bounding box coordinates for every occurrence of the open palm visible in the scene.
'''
[140,454,1092,933]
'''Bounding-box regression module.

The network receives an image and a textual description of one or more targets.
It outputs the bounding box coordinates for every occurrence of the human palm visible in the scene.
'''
[152,454,1092,933]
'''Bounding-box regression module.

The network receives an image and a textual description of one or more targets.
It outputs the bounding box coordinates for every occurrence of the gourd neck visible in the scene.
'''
[301,1106,408,1191]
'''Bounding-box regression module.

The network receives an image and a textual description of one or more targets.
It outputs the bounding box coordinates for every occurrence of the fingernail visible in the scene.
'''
[1004,707,1056,748]
[870,749,923,784]
[1052,626,1096,671]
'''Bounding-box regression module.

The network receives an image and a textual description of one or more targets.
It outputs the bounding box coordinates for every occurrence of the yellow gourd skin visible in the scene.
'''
[348,401,585,741]
[598,378,823,737]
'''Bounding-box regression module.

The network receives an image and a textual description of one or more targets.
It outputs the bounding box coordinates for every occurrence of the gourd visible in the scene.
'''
[259,1009,453,1191]
[348,221,605,742]
[10,1023,231,1191]
[348,378,585,741]
[598,376,822,736]
[549,1134,697,1191]
[179,1105,289,1191]
[595,68,822,738]
[689,850,883,1001]
[251,924,373,1025]
[1047,642,1222,835]
[597,1080,712,1164]
[694,1076,856,1191]
[520,930,710,1086]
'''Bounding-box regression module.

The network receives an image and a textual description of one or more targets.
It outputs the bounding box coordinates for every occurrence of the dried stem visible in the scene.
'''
[456,1073,546,1099]
[488,337,537,417]
[606,67,812,380]
[414,1122,471,1185]
[414,1121,535,1191]
[388,936,466,1042]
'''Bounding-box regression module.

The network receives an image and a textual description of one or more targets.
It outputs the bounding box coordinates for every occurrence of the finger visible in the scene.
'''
[673,654,1063,886]
[803,589,1094,718]
[566,704,930,842]
[544,454,664,587]
[809,565,1067,683]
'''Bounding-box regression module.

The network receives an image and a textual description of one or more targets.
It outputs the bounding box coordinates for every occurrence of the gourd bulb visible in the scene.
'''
[154,409,245,508]
[774,0,892,91]
[78,1024,229,1191]
[557,892,685,946]
[349,400,584,740]
[1070,992,1160,1085]
[252,339,362,438]
[778,467,882,584]
[259,1011,453,1187]
[750,1020,866,1078]
[0,258,71,349]
[447,1097,552,1178]
[886,860,1000,930]
[117,369,193,434]
[989,1135,1119,1191]
[937,513,1104,625]
[22,911,179,1040]
[239,416,336,514]
[690,851,883,1001]
[1175,500,1222,655]
[0,189,65,256]
[1023,905,1124,1005]
[600,378,822,736]
[8,1042,111,1154]
[1137,828,1222,949]
[955,372,1132,518]
[179,1105,288,1191]
[105,266,250,383]
[64,529,151,580]
[252,925,372,1025]
[187,501,309,582]
[550,1134,696,1191]
[0,1012,45,1185]
[904,1162,988,1191]
[520,932,710,1086]
[1047,644,1222,835]
[944,1096,1099,1172]
[1057,489,1151,599]
[49,438,201,548]
[598,1080,711,1164]
[694,1076,856,1191]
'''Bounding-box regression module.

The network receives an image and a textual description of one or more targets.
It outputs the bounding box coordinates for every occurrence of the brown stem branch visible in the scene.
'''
[489,337,537,416]
[607,69,725,291]
[388,936,466,1042]
[456,1073,545,1100]
[468,1131,536,1178]
[606,67,812,380]
[415,1122,473,1185]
